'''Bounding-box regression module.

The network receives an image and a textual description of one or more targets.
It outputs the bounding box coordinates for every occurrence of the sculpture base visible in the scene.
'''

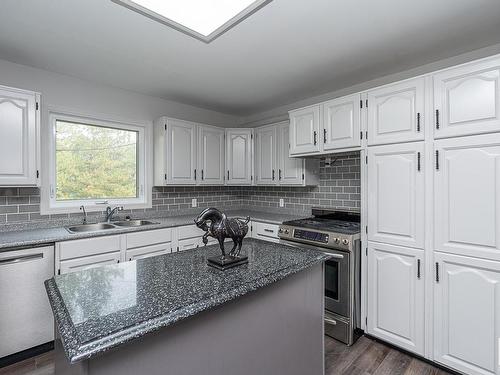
[207,255,248,271]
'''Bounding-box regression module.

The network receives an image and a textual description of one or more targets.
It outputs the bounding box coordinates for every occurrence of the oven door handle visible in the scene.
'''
[323,252,344,259]
[325,317,337,325]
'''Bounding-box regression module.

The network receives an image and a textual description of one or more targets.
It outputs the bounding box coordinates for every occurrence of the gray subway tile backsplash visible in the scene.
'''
[0,153,360,230]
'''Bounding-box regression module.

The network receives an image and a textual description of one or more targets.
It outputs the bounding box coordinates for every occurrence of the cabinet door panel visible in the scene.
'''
[255,126,277,185]
[59,252,120,274]
[0,87,37,185]
[434,58,500,138]
[198,126,224,185]
[435,134,500,260]
[322,93,361,150]
[367,78,425,145]
[126,243,171,261]
[367,242,424,355]
[167,119,196,185]
[368,143,425,249]
[434,253,500,375]
[226,129,252,185]
[278,123,303,185]
[289,105,321,155]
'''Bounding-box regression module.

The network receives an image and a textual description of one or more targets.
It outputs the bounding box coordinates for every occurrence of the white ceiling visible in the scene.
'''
[1,0,500,116]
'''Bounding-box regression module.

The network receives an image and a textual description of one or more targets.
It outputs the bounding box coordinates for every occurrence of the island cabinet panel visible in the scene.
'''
[126,243,171,261]
[166,119,197,185]
[433,57,500,139]
[322,93,362,151]
[289,105,321,155]
[125,228,172,249]
[59,252,121,274]
[58,235,122,260]
[0,85,39,186]
[367,78,425,145]
[225,128,253,185]
[198,125,224,185]
[434,134,500,261]
[367,242,425,356]
[434,252,500,375]
[367,142,425,249]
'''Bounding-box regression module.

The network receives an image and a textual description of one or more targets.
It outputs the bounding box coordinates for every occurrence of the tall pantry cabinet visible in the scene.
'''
[364,54,500,375]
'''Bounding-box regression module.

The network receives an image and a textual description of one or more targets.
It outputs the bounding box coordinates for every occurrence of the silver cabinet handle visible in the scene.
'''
[264,228,274,233]
[324,252,344,259]
[325,317,337,325]
[0,253,43,266]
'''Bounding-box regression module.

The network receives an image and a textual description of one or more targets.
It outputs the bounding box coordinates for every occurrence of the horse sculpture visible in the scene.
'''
[194,207,250,259]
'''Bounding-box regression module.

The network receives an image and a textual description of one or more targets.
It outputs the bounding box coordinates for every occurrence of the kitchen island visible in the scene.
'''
[45,238,329,375]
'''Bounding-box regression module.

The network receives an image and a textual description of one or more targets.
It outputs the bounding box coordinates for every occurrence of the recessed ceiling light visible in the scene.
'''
[112,0,272,43]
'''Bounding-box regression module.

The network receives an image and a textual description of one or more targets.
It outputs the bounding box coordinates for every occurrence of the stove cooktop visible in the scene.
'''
[282,209,361,235]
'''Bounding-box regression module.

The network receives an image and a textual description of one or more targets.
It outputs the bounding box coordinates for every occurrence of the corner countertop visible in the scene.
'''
[45,238,330,363]
[0,210,306,251]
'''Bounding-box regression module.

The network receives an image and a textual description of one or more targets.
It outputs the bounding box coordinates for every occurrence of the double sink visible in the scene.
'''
[66,220,159,233]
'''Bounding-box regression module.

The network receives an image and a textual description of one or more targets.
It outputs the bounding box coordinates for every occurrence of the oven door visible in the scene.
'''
[279,239,350,317]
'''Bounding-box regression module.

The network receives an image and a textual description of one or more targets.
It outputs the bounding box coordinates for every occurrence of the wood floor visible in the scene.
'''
[0,335,454,375]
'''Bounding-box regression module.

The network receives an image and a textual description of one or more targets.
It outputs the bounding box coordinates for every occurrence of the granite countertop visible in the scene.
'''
[0,210,306,251]
[45,238,330,363]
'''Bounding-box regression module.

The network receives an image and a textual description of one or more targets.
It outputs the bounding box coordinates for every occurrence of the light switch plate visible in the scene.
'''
[191,198,197,208]
[279,198,284,207]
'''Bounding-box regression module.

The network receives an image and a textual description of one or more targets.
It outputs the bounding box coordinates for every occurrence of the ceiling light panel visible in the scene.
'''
[113,0,272,42]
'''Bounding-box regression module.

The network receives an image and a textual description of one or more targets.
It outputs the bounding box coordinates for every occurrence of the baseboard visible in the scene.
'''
[0,341,54,368]
[364,334,463,375]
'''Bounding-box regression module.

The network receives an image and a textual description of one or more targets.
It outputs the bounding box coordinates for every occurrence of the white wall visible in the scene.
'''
[239,42,500,127]
[0,58,239,127]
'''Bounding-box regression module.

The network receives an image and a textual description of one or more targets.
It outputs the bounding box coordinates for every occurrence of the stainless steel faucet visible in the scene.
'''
[105,206,123,223]
[79,205,87,224]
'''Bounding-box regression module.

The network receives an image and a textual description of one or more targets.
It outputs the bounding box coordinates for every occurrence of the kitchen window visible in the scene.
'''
[42,111,151,214]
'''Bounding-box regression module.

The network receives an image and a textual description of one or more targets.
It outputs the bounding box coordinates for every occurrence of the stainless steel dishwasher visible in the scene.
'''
[0,245,54,358]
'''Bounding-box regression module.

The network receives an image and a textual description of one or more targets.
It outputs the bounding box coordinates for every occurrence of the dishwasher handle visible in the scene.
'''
[0,253,43,266]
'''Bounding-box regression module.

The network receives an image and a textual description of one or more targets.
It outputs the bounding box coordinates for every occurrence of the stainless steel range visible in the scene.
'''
[278,208,362,345]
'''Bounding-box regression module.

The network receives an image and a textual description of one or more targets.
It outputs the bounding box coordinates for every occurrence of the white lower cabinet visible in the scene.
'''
[367,242,425,355]
[434,252,500,375]
[126,243,170,261]
[252,221,280,243]
[59,252,121,274]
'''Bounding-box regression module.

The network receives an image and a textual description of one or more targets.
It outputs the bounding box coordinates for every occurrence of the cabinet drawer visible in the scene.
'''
[59,235,122,260]
[59,252,120,274]
[177,237,202,252]
[126,243,171,261]
[126,228,172,249]
[253,221,280,242]
[177,225,204,240]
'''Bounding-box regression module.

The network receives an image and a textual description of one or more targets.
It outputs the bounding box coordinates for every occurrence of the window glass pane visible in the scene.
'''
[55,120,138,201]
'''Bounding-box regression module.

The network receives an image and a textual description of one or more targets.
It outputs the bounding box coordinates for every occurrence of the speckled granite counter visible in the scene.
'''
[0,209,306,251]
[45,238,329,363]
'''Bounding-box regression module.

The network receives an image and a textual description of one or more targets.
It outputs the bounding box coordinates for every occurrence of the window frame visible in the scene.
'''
[41,110,152,214]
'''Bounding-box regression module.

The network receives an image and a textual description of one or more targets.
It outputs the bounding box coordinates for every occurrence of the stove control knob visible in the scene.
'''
[333,238,340,244]
[278,228,283,234]
[285,229,289,234]
[342,239,349,246]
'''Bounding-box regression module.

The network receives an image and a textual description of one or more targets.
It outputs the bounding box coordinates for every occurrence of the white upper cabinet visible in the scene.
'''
[434,57,500,139]
[0,85,39,186]
[289,105,321,155]
[367,142,425,249]
[434,133,500,261]
[322,93,361,151]
[367,78,425,146]
[198,125,224,185]
[225,128,253,185]
[434,253,500,375]
[255,125,277,185]
[367,242,424,355]
[166,118,197,185]
[278,122,306,185]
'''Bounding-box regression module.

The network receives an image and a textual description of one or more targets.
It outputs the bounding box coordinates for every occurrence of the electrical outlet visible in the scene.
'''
[279,198,284,207]
[191,198,197,208]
